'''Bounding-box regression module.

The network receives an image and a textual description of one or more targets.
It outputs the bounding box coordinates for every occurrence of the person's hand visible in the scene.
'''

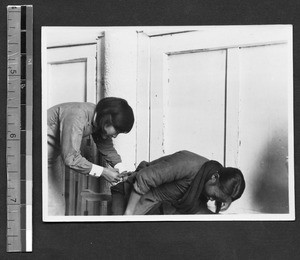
[102,167,121,184]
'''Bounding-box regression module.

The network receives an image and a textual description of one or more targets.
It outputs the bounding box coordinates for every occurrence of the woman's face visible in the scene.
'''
[204,175,231,211]
[204,181,223,202]
[102,124,119,139]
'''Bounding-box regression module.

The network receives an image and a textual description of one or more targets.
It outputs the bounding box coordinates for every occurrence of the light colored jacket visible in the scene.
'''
[48,102,121,174]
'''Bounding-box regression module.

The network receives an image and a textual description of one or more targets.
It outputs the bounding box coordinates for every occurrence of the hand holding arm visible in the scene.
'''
[101,167,121,184]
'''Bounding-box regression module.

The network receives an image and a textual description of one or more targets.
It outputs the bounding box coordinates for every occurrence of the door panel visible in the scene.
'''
[150,33,228,162]
[163,50,226,161]
[47,44,97,107]
[233,43,289,213]
[48,60,87,107]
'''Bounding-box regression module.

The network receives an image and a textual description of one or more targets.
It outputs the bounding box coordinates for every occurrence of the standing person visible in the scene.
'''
[47,97,134,216]
[111,150,245,215]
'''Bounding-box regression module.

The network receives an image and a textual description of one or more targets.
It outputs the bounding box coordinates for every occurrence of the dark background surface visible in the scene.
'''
[0,0,299,259]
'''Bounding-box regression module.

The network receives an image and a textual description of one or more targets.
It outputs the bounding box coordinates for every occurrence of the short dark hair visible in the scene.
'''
[94,97,134,135]
[215,167,246,213]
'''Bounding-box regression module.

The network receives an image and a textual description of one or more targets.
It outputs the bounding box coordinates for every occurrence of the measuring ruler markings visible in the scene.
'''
[7,5,33,252]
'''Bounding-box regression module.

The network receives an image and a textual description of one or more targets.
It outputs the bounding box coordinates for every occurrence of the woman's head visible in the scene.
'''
[204,167,245,213]
[93,97,134,139]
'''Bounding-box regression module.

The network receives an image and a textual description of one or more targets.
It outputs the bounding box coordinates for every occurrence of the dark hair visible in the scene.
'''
[215,167,246,213]
[94,97,134,136]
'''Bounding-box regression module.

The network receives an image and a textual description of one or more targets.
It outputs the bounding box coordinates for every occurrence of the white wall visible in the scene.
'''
[103,30,138,171]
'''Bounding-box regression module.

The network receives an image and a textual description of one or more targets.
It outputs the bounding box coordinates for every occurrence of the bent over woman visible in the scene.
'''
[48,97,134,216]
[111,150,245,215]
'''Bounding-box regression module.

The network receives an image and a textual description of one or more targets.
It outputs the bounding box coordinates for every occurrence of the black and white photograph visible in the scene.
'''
[42,26,294,222]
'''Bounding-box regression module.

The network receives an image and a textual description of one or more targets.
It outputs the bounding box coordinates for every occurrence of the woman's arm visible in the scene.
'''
[96,137,122,166]
[59,111,121,183]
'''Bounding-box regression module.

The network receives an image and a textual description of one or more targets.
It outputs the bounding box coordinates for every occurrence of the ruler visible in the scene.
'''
[7,5,33,252]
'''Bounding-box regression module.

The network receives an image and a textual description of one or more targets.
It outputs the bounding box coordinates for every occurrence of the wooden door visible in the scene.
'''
[137,27,292,214]
[47,42,107,216]
[231,43,290,213]
[150,37,226,162]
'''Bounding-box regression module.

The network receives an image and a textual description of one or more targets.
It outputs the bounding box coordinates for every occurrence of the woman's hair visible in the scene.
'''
[215,167,246,213]
[94,97,134,137]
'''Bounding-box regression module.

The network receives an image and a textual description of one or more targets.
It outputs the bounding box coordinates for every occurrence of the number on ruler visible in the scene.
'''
[10,133,17,138]
[9,69,18,75]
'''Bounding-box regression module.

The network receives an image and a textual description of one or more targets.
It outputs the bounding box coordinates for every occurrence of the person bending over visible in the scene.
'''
[111,150,245,215]
[48,97,134,215]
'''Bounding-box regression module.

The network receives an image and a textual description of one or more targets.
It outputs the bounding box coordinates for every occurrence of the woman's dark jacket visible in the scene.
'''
[133,150,209,203]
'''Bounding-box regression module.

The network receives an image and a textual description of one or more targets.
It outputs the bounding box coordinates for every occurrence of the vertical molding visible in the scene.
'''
[84,61,87,102]
[161,53,169,156]
[224,50,228,166]
[86,45,97,104]
[102,30,138,171]
[96,34,105,101]
[287,26,295,217]
[225,48,240,167]
[149,38,165,160]
[136,32,151,163]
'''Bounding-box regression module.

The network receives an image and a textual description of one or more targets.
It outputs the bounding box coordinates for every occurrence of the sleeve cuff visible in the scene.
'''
[114,162,126,173]
[89,164,104,177]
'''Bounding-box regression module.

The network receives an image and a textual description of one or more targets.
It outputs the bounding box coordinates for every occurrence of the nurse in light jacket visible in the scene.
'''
[48,97,134,215]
